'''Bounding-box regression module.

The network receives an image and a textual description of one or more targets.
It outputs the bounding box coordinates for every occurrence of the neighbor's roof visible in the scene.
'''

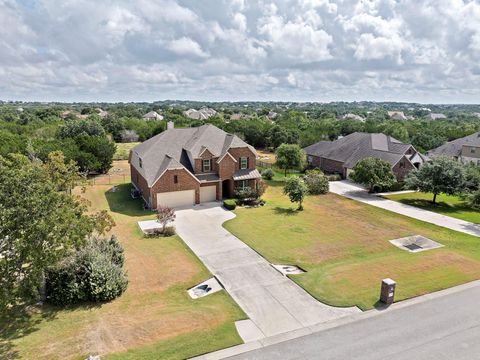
[304,132,413,168]
[131,124,256,187]
[143,111,163,120]
[428,132,480,157]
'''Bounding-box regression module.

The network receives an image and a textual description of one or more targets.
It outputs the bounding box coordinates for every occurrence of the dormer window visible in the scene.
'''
[202,159,211,172]
[240,157,248,170]
[139,158,143,168]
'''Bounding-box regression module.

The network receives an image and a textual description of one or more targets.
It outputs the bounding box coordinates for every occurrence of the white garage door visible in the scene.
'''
[157,190,195,208]
[200,186,217,203]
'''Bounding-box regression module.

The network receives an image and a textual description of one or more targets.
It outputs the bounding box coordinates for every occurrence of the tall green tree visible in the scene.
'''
[350,157,397,192]
[405,156,466,204]
[0,154,114,310]
[275,143,305,177]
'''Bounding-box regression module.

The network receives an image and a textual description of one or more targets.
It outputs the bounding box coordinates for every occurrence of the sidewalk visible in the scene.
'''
[329,180,480,237]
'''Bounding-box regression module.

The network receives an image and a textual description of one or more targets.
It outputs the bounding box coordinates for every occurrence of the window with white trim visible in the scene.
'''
[240,157,248,169]
[202,159,211,172]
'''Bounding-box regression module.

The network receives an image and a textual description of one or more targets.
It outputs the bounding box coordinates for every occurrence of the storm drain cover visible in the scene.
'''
[404,243,423,251]
[389,235,444,253]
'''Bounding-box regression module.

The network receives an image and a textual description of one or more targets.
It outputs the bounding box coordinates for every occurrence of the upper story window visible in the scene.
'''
[471,147,476,154]
[202,159,211,172]
[139,158,143,168]
[240,157,248,169]
[174,175,178,184]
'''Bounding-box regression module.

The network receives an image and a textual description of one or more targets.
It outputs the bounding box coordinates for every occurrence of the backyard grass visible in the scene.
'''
[384,192,480,224]
[224,182,480,310]
[114,142,140,161]
[1,180,244,359]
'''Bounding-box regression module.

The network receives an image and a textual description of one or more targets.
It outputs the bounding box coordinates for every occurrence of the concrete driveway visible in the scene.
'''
[175,203,360,339]
[329,180,480,237]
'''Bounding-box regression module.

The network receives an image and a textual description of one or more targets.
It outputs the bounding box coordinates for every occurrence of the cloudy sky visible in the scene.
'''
[2,0,480,103]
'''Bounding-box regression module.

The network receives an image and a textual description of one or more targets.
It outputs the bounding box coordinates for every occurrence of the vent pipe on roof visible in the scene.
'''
[167,121,174,130]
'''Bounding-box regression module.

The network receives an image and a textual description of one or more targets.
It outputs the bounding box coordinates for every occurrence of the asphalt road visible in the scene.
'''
[228,283,480,360]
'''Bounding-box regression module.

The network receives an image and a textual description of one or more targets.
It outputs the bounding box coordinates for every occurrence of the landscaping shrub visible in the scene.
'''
[326,174,342,181]
[234,180,268,205]
[163,226,176,237]
[46,236,128,305]
[304,169,329,194]
[350,157,396,193]
[223,199,237,210]
[467,190,480,209]
[261,168,274,180]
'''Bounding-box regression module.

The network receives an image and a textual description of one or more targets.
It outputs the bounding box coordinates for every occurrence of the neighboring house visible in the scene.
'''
[183,107,217,120]
[229,113,243,121]
[143,111,164,121]
[426,113,447,120]
[387,111,407,121]
[120,129,139,143]
[428,132,480,166]
[129,124,260,209]
[267,111,278,119]
[304,132,426,181]
[96,108,109,118]
[338,113,365,122]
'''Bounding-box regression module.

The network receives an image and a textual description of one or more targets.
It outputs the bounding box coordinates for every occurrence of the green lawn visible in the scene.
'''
[1,181,244,359]
[224,182,480,310]
[385,192,480,224]
[114,142,140,161]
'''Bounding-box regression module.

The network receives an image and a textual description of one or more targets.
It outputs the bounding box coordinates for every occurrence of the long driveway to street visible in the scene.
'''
[175,203,360,340]
[329,180,480,237]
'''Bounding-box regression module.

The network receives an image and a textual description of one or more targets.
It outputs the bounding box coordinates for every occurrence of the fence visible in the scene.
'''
[88,174,129,185]
[256,160,273,168]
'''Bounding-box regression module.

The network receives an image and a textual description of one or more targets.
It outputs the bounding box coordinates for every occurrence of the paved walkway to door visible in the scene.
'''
[329,180,480,237]
[175,203,360,339]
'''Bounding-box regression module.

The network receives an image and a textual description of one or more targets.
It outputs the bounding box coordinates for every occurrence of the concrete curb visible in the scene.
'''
[190,279,480,360]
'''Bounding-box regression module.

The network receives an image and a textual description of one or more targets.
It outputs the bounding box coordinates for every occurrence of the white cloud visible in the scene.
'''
[166,37,209,58]
[1,0,480,103]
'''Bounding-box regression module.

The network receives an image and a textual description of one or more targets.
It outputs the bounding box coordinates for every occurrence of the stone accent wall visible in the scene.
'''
[392,156,416,181]
[150,169,200,208]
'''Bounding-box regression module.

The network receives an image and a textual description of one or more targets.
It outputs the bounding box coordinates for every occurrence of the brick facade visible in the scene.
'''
[392,156,416,181]
[131,146,258,208]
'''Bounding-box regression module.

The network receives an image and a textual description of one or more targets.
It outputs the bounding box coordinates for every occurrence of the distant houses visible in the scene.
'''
[338,113,365,122]
[426,113,447,120]
[387,111,407,121]
[142,111,164,121]
[304,132,426,180]
[267,111,278,120]
[428,132,480,166]
[183,107,217,120]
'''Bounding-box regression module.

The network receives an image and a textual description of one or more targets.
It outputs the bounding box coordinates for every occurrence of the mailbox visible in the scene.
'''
[380,278,396,305]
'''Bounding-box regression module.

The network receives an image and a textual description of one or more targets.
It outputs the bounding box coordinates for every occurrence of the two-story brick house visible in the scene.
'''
[428,132,480,166]
[129,123,260,208]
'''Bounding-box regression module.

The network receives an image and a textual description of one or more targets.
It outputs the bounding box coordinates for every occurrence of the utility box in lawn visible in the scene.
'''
[380,278,396,305]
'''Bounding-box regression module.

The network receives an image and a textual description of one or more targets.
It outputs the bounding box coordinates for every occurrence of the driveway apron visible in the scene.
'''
[175,203,360,338]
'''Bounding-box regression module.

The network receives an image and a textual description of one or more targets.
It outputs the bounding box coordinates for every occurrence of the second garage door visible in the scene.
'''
[200,185,217,203]
[157,190,195,208]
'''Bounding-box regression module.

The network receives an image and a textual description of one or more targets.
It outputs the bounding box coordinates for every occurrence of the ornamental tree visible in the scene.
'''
[283,177,308,210]
[157,206,176,234]
[405,156,466,204]
[350,157,397,192]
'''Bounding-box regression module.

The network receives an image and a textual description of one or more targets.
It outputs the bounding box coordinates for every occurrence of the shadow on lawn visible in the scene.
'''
[273,206,299,216]
[0,302,101,359]
[105,183,153,217]
[396,198,469,214]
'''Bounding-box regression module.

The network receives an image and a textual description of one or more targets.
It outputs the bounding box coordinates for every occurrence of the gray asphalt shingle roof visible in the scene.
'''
[304,132,412,168]
[131,124,256,187]
[428,132,480,157]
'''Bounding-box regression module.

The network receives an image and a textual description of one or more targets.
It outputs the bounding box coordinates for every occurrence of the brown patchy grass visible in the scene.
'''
[225,183,480,310]
[4,176,244,360]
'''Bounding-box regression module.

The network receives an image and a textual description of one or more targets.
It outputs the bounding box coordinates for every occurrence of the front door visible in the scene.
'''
[222,179,231,198]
